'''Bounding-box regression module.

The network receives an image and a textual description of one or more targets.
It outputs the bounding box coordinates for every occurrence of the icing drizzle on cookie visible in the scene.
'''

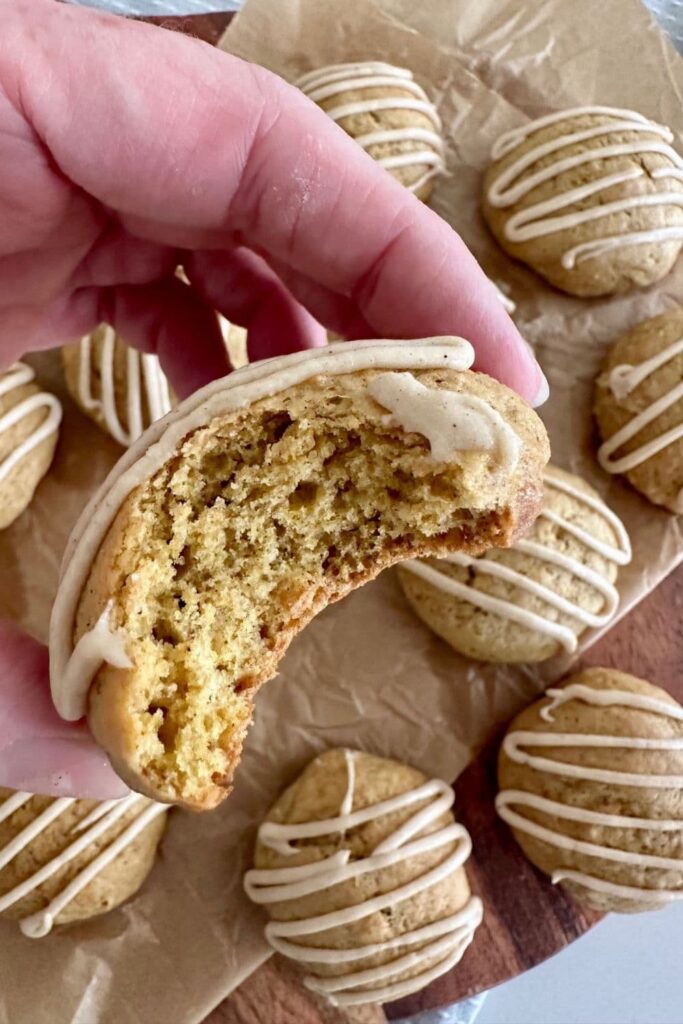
[295,61,445,195]
[598,336,683,494]
[0,792,166,937]
[78,326,172,447]
[0,363,61,485]
[497,683,683,905]
[487,105,683,269]
[244,751,482,1007]
[401,469,631,654]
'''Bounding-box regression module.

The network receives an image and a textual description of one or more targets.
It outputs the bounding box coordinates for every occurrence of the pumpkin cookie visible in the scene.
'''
[595,307,683,512]
[49,338,549,809]
[398,466,631,663]
[244,749,482,1006]
[63,325,172,447]
[296,61,445,201]
[0,362,61,530]
[497,668,683,913]
[0,788,167,937]
[483,106,683,296]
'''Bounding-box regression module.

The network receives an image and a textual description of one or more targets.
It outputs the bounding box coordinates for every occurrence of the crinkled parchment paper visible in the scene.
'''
[1,1,682,1020]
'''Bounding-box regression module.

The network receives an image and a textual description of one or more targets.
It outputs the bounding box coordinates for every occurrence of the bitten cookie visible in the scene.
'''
[0,362,61,530]
[63,324,172,447]
[244,749,482,1006]
[397,466,631,663]
[0,788,167,937]
[497,668,683,913]
[595,307,683,512]
[49,338,549,810]
[483,105,683,296]
[295,61,445,201]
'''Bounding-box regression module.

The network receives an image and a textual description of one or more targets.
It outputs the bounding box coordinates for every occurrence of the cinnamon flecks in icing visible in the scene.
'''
[0,363,62,485]
[244,750,482,1006]
[49,338,479,720]
[598,336,683,476]
[0,792,166,937]
[497,683,683,905]
[78,326,171,447]
[487,105,683,268]
[401,469,631,653]
[367,372,521,470]
[295,61,445,196]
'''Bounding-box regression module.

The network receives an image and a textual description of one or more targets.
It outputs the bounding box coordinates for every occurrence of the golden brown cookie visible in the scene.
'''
[483,106,683,296]
[244,749,482,1006]
[63,325,172,447]
[497,668,683,913]
[0,362,61,530]
[49,338,549,810]
[398,466,630,663]
[296,61,444,202]
[595,307,683,512]
[0,788,167,936]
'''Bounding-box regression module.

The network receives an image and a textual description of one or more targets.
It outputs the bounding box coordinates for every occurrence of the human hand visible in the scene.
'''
[0,0,547,798]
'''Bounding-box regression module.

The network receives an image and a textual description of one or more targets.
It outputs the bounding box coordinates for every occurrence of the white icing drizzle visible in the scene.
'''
[0,791,166,937]
[244,751,482,1006]
[59,601,134,723]
[78,326,171,447]
[487,105,683,269]
[491,280,516,314]
[598,335,683,476]
[401,469,631,653]
[497,683,683,904]
[0,363,62,485]
[295,61,445,195]
[50,338,493,721]
[367,371,521,470]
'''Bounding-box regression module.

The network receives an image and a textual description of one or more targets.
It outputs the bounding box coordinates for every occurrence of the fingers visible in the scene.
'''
[0,622,128,799]
[14,0,546,403]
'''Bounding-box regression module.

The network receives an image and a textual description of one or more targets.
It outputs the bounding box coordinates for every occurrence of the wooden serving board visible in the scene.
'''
[127,11,683,1023]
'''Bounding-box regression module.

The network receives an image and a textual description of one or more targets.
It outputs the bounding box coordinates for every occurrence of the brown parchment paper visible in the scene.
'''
[1,0,683,1021]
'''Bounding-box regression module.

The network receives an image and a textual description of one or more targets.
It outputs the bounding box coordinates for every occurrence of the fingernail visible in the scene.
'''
[532,369,550,408]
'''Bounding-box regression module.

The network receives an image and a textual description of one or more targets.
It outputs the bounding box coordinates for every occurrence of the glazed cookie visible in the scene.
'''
[0,789,167,937]
[595,307,683,512]
[295,61,445,201]
[398,466,631,663]
[0,362,62,530]
[244,749,482,1006]
[49,338,549,809]
[483,106,683,296]
[497,669,683,913]
[63,324,172,447]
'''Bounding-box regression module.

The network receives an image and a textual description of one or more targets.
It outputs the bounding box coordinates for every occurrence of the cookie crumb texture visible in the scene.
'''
[79,368,547,809]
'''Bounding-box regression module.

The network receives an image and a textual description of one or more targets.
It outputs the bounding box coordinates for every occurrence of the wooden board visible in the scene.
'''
[120,11,683,1023]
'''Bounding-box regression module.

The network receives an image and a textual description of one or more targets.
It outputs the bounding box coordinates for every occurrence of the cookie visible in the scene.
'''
[0,788,167,937]
[595,307,683,512]
[0,362,61,530]
[497,668,683,913]
[483,105,683,296]
[49,338,549,809]
[295,61,445,202]
[244,749,482,1006]
[63,325,172,447]
[398,466,630,663]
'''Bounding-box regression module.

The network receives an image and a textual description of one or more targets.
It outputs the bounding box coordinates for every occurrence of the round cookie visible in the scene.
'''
[63,324,172,447]
[497,668,683,913]
[595,307,683,513]
[0,789,167,937]
[244,749,482,1006]
[483,105,683,296]
[295,61,445,202]
[0,362,61,530]
[397,466,631,663]
[49,338,549,810]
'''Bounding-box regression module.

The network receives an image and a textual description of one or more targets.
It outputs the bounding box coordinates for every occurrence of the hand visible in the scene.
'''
[0,0,547,799]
